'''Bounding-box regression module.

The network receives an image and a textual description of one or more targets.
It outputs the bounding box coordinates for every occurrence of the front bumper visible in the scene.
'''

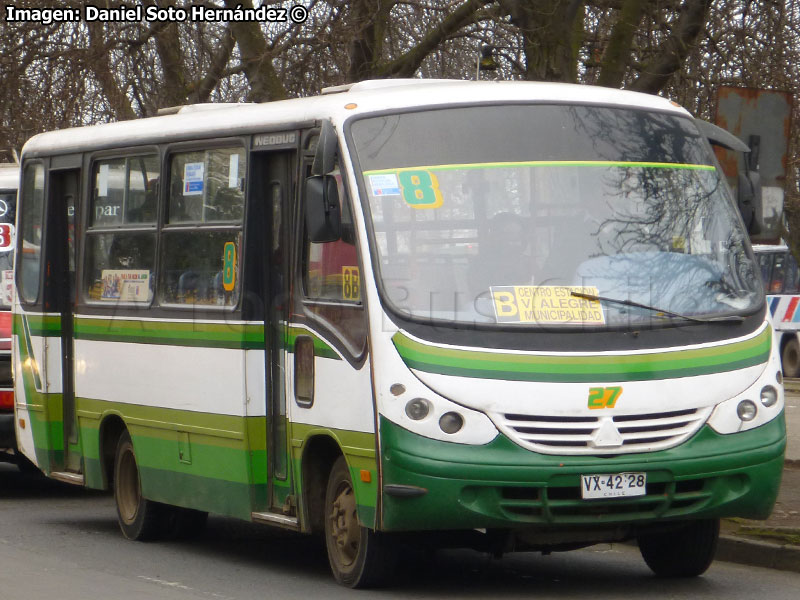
[379,414,786,531]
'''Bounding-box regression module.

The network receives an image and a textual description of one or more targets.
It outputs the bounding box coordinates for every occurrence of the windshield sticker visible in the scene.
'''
[398,170,443,209]
[368,173,401,197]
[342,266,360,301]
[364,161,715,176]
[491,285,605,325]
[101,270,150,302]
[98,163,110,196]
[228,154,239,188]
[222,242,237,292]
[183,162,205,196]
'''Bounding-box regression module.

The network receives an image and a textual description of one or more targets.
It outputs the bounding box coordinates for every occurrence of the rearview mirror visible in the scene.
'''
[311,121,337,176]
[737,170,762,236]
[304,120,342,242]
[304,175,341,243]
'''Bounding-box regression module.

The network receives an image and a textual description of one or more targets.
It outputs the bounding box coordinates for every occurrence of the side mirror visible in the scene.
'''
[304,120,341,242]
[737,170,763,235]
[304,175,341,242]
[695,118,750,152]
[311,121,338,176]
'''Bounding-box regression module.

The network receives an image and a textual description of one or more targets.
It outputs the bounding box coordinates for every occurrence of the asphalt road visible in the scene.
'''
[2,463,800,600]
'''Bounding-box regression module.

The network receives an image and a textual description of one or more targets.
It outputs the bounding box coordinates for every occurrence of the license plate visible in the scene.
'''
[580,472,646,500]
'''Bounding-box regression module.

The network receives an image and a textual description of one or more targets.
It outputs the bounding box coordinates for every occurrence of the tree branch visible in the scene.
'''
[224,0,287,101]
[86,22,137,120]
[628,0,712,94]
[375,0,497,78]
[595,0,646,88]
[194,25,236,102]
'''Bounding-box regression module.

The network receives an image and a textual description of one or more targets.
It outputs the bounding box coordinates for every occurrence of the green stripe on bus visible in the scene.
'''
[20,314,44,389]
[364,160,716,176]
[392,327,771,382]
[14,314,63,470]
[13,313,61,337]
[72,398,376,523]
[76,397,252,445]
[73,318,265,349]
[16,313,342,358]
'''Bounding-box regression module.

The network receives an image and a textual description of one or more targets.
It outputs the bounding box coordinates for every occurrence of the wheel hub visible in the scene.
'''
[117,449,140,524]
[329,483,359,566]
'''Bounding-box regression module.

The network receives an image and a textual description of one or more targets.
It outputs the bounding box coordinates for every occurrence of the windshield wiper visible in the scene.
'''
[570,292,745,323]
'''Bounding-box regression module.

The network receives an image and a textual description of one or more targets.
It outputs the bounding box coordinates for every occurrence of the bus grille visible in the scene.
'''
[494,407,713,455]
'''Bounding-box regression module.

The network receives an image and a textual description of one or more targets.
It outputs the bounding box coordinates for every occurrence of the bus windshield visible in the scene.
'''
[350,104,762,327]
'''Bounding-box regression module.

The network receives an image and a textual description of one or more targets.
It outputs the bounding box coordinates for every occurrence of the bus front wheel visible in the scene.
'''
[324,456,396,588]
[637,518,719,577]
[782,338,800,378]
[113,431,162,541]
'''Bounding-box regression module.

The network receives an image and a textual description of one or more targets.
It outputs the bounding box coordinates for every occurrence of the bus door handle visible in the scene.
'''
[294,335,314,408]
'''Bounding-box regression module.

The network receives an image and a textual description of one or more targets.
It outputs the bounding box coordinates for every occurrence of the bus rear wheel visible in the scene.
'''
[324,456,396,588]
[637,518,719,577]
[114,431,162,541]
[782,338,800,378]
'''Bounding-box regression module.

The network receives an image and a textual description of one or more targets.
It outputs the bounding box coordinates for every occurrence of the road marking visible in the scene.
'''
[138,576,235,599]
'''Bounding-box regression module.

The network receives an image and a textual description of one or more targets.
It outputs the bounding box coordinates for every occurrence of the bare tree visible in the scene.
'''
[0,0,797,186]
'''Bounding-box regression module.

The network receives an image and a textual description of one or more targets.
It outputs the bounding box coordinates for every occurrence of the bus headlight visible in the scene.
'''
[760,386,778,407]
[736,400,757,421]
[439,412,464,434]
[708,340,785,434]
[381,378,497,445]
[405,398,431,420]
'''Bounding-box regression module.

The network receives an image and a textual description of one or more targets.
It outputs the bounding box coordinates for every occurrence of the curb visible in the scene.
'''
[717,534,800,573]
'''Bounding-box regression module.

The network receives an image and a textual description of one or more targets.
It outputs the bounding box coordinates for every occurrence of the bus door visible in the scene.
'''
[47,167,80,475]
[251,144,296,515]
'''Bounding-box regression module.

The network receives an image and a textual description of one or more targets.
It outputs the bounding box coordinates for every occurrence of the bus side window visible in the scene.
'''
[302,168,360,303]
[160,147,245,307]
[168,148,245,224]
[300,163,367,356]
[18,163,45,304]
[85,156,159,304]
[160,231,240,306]
[86,233,156,302]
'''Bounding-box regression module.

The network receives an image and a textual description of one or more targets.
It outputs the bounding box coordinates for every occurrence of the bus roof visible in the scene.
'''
[0,164,18,190]
[21,79,690,159]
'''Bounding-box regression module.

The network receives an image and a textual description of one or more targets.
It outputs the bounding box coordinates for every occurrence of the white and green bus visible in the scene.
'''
[12,80,785,587]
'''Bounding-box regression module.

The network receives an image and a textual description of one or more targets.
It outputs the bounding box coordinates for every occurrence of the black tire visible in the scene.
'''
[782,337,800,378]
[113,430,163,541]
[324,456,396,588]
[638,519,719,577]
